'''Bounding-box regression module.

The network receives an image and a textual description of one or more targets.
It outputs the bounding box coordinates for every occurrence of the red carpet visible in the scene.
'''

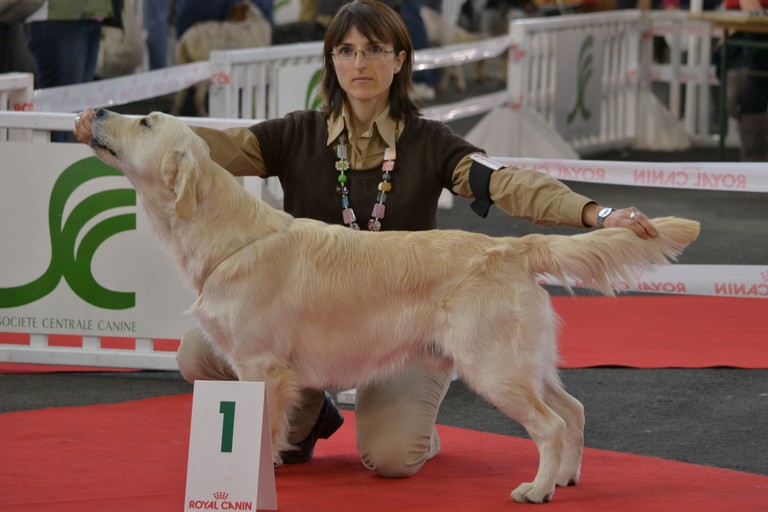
[0,394,765,512]
[2,295,766,372]
[552,296,766,368]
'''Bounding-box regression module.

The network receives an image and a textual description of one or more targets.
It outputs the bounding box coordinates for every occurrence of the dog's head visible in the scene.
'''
[90,109,207,219]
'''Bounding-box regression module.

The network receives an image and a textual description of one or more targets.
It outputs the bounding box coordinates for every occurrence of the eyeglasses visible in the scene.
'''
[331,46,397,62]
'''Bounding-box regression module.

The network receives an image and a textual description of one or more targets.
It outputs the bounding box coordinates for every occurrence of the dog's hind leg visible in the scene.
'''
[193,81,209,117]
[171,87,188,116]
[460,369,565,503]
[543,377,584,487]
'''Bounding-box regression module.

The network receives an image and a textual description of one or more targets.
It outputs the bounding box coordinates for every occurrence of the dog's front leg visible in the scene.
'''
[265,372,302,466]
[234,362,300,466]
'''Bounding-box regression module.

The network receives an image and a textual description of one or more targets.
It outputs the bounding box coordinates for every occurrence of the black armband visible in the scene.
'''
[468,154,504,218]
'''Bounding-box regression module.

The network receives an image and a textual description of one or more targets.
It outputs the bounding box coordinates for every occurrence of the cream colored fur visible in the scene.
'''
[89,110,700,504]
[172,1,271,117]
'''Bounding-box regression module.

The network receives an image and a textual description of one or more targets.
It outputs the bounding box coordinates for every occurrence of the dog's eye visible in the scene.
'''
[140,118,151,128]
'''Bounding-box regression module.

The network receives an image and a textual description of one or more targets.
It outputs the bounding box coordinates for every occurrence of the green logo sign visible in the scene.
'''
[566,35,594,125]
[0,157,137,310]
[305,68,323,111]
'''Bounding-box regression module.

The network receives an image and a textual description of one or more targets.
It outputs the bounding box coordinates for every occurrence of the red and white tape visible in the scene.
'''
[540,264,768,298]
[496,157,768,194]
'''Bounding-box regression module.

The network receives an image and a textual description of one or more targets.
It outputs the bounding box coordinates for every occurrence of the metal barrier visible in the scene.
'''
[206,10,720,156]
[206,36,512,122]
[0,73,34,141]
[503,10,720,156]
[2,11,723,154]
[644,10,718,145]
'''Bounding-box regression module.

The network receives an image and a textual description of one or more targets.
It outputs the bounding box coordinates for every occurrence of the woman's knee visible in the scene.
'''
[359,443,428,478]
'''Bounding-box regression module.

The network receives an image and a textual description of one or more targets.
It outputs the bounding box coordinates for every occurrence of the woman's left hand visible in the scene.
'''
[603,207,657,239]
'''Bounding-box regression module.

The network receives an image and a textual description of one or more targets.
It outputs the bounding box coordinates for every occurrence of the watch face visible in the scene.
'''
[599,207,613,218]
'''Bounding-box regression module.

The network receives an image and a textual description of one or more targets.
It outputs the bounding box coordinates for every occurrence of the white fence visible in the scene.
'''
[3,11,724,152]
[204,10,721,157]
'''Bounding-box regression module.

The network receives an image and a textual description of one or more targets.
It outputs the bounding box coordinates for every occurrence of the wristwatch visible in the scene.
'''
[596,207,614,229]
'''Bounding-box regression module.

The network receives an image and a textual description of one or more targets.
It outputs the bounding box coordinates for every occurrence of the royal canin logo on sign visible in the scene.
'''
[188,491,253,510]
[631,168,748,190]
[713,269,768,298]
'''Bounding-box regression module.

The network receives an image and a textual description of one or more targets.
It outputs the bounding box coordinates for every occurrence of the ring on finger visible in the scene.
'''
[630,210,639,219]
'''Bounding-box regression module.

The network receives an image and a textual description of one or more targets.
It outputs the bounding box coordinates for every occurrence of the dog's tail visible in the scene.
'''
[522,217,700,295]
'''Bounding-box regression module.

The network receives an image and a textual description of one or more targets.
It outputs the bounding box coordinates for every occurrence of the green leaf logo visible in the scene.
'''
[566,35,594,125]
[305,68,324,111]
[0,157,137,310]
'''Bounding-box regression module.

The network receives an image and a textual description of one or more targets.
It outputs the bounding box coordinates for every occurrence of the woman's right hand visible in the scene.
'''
[73,108,97,145]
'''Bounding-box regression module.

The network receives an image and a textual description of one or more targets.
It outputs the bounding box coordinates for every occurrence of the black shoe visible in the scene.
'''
[280,392,344,464]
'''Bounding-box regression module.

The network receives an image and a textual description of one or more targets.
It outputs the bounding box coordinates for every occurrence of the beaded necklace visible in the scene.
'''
[335,129,397,231]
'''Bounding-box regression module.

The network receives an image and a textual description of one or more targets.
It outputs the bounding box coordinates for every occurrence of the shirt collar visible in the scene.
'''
[327,105,400,148]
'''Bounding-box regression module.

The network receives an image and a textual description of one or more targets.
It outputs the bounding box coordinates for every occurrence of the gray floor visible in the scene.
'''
[1,77,766,477]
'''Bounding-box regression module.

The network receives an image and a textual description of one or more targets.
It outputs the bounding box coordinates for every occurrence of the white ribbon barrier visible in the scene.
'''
[30,62,214,113]
[422,91,508,123]
[19,36,511,123]
[495,157,768,193]
[539,264,767,299]
[414,35,511,71]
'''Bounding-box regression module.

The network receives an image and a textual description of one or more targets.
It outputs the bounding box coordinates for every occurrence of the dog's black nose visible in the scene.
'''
[94,108,107,118]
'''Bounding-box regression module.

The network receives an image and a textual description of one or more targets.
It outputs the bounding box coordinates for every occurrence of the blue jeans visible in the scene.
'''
[144,0,170,70]
[26,20,102,89]
[26,20,103,142]
[399,0,435,87]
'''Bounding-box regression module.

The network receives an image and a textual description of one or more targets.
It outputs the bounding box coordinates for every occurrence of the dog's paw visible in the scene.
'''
[556,455,581,487]
[556,469,580,487]
[272,451,284,467]
[511,482,554,504]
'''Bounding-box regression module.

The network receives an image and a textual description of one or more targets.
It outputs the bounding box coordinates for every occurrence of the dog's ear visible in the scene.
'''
[160,149,199,218]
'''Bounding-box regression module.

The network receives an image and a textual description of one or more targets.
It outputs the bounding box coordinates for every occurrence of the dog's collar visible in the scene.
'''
[198,237,260,295]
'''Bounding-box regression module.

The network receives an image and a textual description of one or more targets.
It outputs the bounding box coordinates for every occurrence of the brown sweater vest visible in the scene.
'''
[251,110,481,231]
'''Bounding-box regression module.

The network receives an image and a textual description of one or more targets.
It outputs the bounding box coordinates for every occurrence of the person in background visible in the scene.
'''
[74,0,656,476]
[26,0,120,141]
[0,0,40,74]
[144,0,168,69]
[173,0,273,38]
[399,0,437,100]
[723,0,768,161]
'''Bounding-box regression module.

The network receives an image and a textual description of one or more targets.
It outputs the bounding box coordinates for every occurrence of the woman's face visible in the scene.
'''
[332,26,405,111]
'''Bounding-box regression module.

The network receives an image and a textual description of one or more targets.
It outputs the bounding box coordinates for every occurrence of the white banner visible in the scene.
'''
[496,157,768,193]
[540,264,768,299]
[31,63,214,113]
[0,142,197,338]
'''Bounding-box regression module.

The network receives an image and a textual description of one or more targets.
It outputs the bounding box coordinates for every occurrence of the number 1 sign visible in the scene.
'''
[185,381,277,511]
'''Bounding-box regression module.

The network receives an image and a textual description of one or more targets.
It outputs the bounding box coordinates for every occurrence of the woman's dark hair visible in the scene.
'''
[321,0,421,121]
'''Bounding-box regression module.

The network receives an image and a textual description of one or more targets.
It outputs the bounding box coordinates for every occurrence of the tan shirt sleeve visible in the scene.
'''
[451,155,595,228]
[190,125,267,178]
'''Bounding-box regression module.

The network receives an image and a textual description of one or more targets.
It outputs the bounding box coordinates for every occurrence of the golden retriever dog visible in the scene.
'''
[88,109,700,504]
[172,1,272,117]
